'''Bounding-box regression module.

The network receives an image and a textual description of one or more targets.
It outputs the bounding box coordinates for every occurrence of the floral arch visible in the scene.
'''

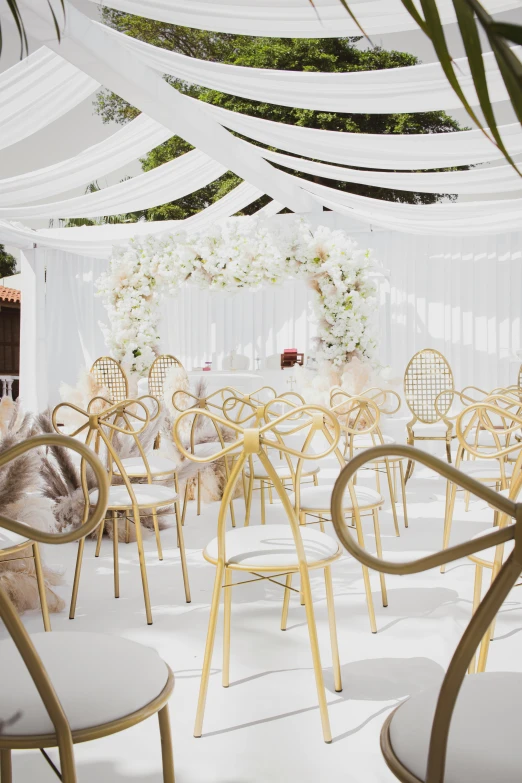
[97,217,379,376]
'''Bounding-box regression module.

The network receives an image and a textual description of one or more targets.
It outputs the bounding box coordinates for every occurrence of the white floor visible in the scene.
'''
[7,449,522,783]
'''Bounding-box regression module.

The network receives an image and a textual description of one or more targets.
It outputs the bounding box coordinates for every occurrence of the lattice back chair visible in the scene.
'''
[52,398,189,625]
[0,433,176,783]
[441,398,522,569]
[148,354,184,400]
[172,386,241,525]
[173,404,343,744]
[330,389,407,536]
[90,356,129,404]
[332,444,522,783]
[403,349,455,477]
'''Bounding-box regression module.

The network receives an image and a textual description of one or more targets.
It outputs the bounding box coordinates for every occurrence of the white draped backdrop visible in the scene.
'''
[20,218,522,410]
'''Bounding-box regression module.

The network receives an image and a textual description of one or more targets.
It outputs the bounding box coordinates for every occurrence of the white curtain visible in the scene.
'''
[33,224,522,408]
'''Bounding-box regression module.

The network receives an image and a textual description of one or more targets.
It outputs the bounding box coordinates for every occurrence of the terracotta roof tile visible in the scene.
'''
[0,286,21,303]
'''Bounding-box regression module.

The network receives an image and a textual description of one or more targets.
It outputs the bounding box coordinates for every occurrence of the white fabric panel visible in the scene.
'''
[13,0,314,214]
[106,24,513,114]
[0,150,226,219]
[203,102,522,169]
[301,179,522,235]
[0,112,172,206]
[0,46,98,150]
[88,0,521,37]
[254,199,284,216]
[263,149,522,195]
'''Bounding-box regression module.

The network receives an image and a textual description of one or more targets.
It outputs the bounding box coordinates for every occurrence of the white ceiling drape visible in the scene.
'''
[0,46,98,150]
[103,23,514,114]
[87,0,521,37]
[0,150,226,219]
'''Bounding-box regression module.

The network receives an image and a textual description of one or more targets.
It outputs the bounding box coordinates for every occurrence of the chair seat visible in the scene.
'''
[204,524,340,569]
[469,524,515,565]
[351,433,395,449]
[0,632,170,737]
[192,442,223,458]
[114,455,177,477]
[245,456,320,479]
[90,484,177,509]
[412,421,451,437]
[289,484,383,512]
[456,458,513,480]
[0,528,30,552]
[388,672,522,783]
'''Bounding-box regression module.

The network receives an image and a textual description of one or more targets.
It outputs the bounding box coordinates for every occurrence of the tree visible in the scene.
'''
[0,246,17,278]
[94,12,466,220]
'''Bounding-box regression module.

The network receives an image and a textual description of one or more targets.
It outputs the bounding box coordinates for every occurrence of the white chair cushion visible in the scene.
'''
[0,632,169,737]
[245,455,320,479]
[204,524,340,568]
[288,484,383,512]
[192,442,223,458]
[470,525,515,564]
[90,484,177,508]
[351,433,395,449]
[412,421,451,437]
[456,458,513,480]
[113,455,177,477]
[0,528,30,551]
[388,672,522,783]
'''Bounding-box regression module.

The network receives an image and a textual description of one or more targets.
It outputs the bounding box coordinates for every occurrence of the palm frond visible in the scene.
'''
[1,0,65,58]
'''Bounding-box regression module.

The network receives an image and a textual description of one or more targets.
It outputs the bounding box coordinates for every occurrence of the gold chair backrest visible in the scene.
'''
[404,348,454,424]
[91,356,129,404]
[148,354,184,399]
[0,434,108,764]
[331,444,522,783]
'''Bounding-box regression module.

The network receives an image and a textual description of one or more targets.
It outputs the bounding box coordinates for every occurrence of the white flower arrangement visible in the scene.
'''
[97,216,379,375]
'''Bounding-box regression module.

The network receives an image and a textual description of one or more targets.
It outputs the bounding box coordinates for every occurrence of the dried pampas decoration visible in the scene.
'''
[0,399,65,615]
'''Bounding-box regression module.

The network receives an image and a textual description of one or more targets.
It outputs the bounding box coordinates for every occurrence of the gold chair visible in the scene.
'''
[148,354,184,400]
[90,356,129,403]
[441,399,519,567]
[0,534,50,633]
[332,443,522,783]
[173,405,343,744]
[0,433,175,783]
[403,349,455,477]
[53,398,189,625]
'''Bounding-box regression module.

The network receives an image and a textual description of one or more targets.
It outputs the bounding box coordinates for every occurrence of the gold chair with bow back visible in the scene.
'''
[90,357,128,403]
[148,354,184,400]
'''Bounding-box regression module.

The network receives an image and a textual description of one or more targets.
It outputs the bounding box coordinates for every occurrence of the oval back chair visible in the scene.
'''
[148,354,184,400]
[0,434,175,783]
[90,356,129,404]
[332,444,522,783]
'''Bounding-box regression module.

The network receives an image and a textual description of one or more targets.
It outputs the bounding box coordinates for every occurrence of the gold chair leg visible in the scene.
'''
[313,473,319,487]
[152,509,164,561]
[299,512,306,605]
[441,481,457,574]
[33,542,51,632]
[268,482,273,504]
[300,565,332,743]
[281,573,292,631]
[95,518,105,557]
[197,472,201,516]
[112,511,120,599]
[0,749,12,783]
[175,500,191,604]
[324,566,342,693]
[372,510,388,608]
[222,567,232,687]
[405,434,415,482]
[353,508,377,633]
[181,483,189,526]
[260,480,266,524]
[244,463,254,527]
[69,537,85,620]
[158,705,175,783]
[385,459,400,537]
[399,461,408,528]
[375,466,381,496]
[125,517,130,544]
[133,509,153,625]
[445,436,452,463]
[464,490,471,513]
[194,563,224,737]
[468,565,483,674]
[58,737,77,783]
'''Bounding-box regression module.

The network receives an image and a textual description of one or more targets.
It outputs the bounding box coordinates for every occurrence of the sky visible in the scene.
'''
[1,0,521,257]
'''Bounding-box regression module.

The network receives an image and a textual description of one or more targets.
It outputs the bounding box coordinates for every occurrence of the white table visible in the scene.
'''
[138,369,298,398]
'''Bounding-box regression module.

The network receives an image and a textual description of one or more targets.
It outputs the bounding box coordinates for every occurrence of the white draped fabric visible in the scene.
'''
[0,150,226,219]
[0,113,172,206]
[87,0,521,37]
[203,103,522,169]
[264,149,522,195]
[0,46,98,150]
[25,219,522,407]
[105,24,514,114]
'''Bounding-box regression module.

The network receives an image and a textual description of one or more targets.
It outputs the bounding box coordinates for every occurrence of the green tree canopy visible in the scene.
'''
[94,10,465,221]
[0,245,17,278]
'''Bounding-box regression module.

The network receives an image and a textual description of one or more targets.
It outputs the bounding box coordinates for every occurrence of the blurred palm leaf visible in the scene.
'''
[1,0,65,57]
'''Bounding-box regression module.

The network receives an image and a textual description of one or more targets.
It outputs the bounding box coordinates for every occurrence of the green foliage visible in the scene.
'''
[94,11,466,220]
[0,245,17,278]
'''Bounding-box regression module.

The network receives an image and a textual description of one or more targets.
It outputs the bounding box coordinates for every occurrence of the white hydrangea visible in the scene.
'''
[97,216,379,375]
